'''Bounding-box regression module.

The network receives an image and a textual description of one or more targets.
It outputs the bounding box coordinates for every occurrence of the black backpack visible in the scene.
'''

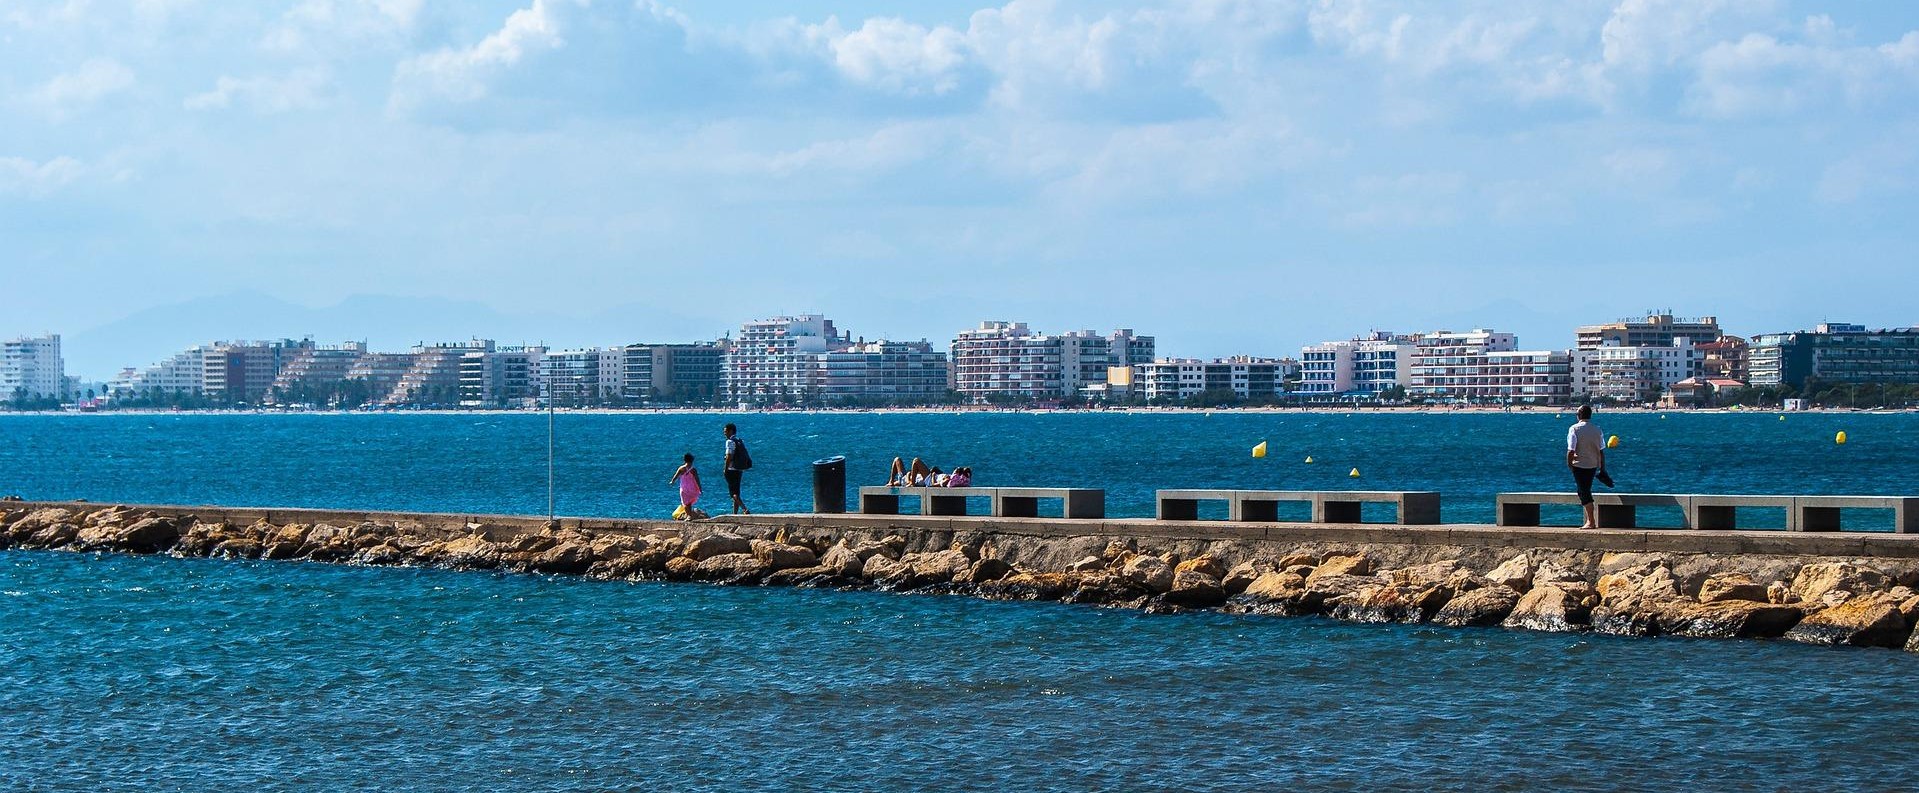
[731,438,753,470]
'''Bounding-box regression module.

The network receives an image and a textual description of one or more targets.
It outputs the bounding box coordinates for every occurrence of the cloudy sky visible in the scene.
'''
[5,0,1917,378]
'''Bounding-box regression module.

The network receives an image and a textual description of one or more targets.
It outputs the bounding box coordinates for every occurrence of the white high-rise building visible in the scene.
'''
[723,315,845,404]
[1299,332,1419,397]
[461,346,546,408]
[1409,329,1571,404]
[1,334,64,400]
[1573,337,1701,403]
[541,347,626,406]
[112,344,212,398]
[950,321,1145,402]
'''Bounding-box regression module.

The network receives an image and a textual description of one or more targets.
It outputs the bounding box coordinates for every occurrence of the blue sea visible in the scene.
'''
[4,412,1919,791]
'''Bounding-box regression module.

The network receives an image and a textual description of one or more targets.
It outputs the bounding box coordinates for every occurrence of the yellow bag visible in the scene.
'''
[673,504,689,521]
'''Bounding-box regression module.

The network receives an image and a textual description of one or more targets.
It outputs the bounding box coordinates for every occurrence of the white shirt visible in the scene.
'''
[1567,421,1604,469]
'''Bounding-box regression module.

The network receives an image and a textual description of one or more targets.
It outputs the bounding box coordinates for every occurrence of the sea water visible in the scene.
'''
[0,411,1911,523]
[4,412,1918,791]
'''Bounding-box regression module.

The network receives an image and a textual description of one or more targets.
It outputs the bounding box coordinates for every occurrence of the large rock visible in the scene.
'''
[1175,556,1227,581]
[589,534,644,561]
[1785,594,1912,648]
[6,508,74,542]
[1221,560,1275,595]
[530,541,596,575]
[819,543,865,576]
[1791,562,1890,606]
[1432,585,1522,627]
[1502,581,1597,632]
[966,558,1015,584]
[750,539,818,571]
[1307,555,1371,584]
[862,553,908,582]
[899,549,974,588]
[1485,554,1535,591]
[978,572,1081,602]
[685,534,753,562]
[1591,564,1685,637]
[1660,601,1805,639]
[1696,572,1771,604]
[1240,571,1305,601]
[1329,580,1454,624]
[693,553,768,584]
[1119,554,1175,594]
[663,555,699,581]
[1163,570,1227,608]
[433,535,503,569]
[1067,573,1151,606]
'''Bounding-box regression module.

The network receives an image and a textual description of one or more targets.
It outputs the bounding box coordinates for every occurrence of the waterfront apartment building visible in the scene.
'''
[382,340,491,406]
[460,346,545,408]
[1298,332,1418,398]
[541,347,626,407]
[722,315,845,404]
[1698,336,1749,383]
[1572,338,1700,403]
[1576,314,1722,351]
[818,340,951,403]
[203,339,314,405]
[621,343,723,404]
[265,342,369,406]
[949,321,1149,402]
[1749,323,1919,389]
[1133,357,1286,402]
[1,334,64,400]
[111,345,211,398]
[1408,329,1572,404]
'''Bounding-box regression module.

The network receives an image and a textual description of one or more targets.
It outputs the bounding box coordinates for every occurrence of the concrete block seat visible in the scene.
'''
[857,486,1105,519]
[1496,492,1688,529]
[1687,494,1797,531]
[1792,495,1919,533]
[1155,489,1440,525]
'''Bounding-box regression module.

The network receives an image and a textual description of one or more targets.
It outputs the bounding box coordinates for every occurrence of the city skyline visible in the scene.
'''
[7,2,1919,380]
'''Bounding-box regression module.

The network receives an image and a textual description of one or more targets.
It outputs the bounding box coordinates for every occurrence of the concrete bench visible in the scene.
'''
[1793,495,1919,533]
[1496,492,1689,529]
[1155,489,1440,525]
[858,486,996,517]
[857,486,1106,519]
[1688,494,1796,531]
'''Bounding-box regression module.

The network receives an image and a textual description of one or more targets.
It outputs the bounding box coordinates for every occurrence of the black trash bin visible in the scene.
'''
[812,456,847,514]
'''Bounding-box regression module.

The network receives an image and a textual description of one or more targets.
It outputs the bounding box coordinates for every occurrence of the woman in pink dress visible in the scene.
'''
[669,453,702,518]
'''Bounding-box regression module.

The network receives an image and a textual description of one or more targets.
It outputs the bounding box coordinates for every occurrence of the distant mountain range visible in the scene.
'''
[62,291,729,380]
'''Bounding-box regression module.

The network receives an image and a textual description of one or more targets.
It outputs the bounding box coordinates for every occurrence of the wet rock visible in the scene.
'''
[1329,579,1454,624]
[1432,585,1522,627]
[850,539,902,563]
[900,549,974,588]
[1119,554,1175,594]
[1164,570,1226,608]
[211,537,264,559]
[1592,564,1685,637]
[862,553,908,582]
[1307,555,1372,583]
[693,553,768,585]
[685,534,753,562]
[763,565,842,587]
[1697,572,1770,604]
[1067,573,1150,605]
[350,544,409,566]
[1175,555,1227,581]
[1485,554,1535,591]
[978,572,1080,601]
[1221,560,1276,595]
[1660,601,1805,639]
[1791,562,1889,605]
[6,508,74,541]
[1502,581,1597,633]
[1785,594,1912,648]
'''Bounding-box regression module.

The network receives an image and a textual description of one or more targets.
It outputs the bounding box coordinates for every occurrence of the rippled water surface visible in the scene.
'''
[3,551,1917,792]
[1,411,1913,522]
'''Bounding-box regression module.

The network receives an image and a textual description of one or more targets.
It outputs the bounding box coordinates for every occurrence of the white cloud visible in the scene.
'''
[388,0,574,111]
[0,155,84,196]
[261,0,424,53]
[28,58,135,117]
[1688,29,1919,119]
[813,16,969,95]
[185,70,330,113]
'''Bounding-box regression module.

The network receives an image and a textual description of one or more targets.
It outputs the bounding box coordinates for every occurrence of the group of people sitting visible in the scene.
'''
[885,457,973,488]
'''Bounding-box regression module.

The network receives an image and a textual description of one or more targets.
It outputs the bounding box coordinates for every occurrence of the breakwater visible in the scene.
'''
[8,501,1919,651]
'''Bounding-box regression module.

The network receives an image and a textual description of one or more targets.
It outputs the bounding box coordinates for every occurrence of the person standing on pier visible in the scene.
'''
[723,423,752,515]
[1566,405,1605,529]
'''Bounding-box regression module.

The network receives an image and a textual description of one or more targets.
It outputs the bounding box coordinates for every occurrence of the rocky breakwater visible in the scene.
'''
[9,503,1919,654]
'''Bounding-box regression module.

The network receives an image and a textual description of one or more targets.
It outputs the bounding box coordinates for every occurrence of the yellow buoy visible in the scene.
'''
[1348,467,1361,478]
[1304,456,1314,464]
[1779,415,1786,421]
[1251,441,1268,458]
[1836,431,1848,445]
[1606,435,1620,449]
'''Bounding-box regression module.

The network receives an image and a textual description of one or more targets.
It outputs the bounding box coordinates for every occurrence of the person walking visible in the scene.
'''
[1566,404,1605,529]
[722,422,751,515]
[668,453,702,520]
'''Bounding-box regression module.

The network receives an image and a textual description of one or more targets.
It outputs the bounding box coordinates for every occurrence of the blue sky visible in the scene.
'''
[4,0,1917,378]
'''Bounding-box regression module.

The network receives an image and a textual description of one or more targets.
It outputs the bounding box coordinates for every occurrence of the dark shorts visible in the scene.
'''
[1572,466,1597,505]
[724,469,743,497]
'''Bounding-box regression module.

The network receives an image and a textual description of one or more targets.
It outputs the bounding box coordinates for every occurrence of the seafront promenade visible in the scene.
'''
[9,498,1919,652]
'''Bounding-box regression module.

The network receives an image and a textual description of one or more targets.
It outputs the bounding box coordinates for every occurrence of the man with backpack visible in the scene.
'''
[722,422,752,515]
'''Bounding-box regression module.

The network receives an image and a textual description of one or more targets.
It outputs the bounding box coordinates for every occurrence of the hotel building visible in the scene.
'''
[1132,357,1286,402]
[1572,338,1700,403]
[722,315,845,404]
[203,339,313,405]
[1749,324,1919,389]
[460,346,546,408]
[1299,332,1419,397]
[622,343,724,404]
[949,321,1148,402]
[1408,329,1572,404]
[1,334,65,400]
[1576,314,1723,351]
[818,340,951,403]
